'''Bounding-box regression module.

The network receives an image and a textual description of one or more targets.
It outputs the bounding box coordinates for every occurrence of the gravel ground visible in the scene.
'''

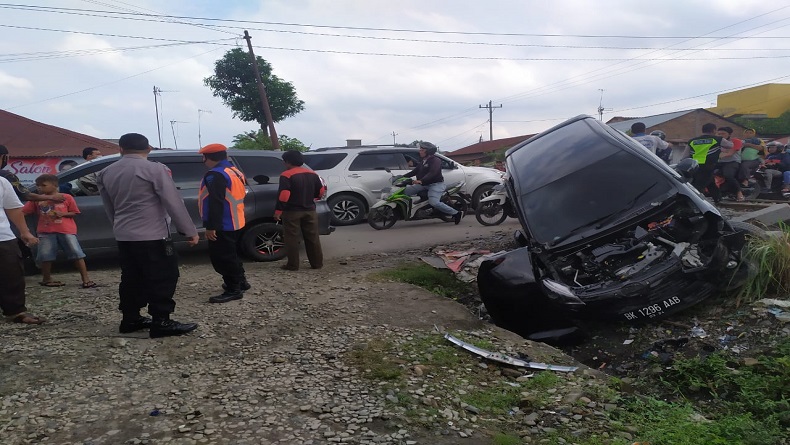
[1,239,593,445]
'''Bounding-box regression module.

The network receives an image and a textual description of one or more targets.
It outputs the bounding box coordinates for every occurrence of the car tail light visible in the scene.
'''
[318,175,328,200]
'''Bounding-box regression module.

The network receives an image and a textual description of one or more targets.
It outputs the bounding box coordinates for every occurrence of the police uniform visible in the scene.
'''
[97,139,198,337]
[688,134,725,202]
[198,143,248,300]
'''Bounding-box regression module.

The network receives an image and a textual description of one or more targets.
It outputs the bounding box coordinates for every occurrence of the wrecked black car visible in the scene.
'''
[479,115,757,339]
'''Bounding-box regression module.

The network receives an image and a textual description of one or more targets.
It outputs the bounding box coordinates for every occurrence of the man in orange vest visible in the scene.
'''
[199,143,249,303]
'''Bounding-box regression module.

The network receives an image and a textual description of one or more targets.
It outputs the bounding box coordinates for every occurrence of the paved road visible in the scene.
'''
[321,217,521,259]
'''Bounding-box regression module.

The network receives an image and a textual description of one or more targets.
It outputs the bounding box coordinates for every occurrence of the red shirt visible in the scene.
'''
[22,195,80,235]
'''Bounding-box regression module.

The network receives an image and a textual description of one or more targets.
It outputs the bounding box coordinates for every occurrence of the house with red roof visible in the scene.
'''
[0,110,119,185]
[444,134,535,165]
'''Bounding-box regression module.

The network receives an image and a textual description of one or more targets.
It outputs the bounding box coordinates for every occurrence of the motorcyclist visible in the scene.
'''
[630,123,670,164]
[649,130,673,164]
[403,142,463,224]
[763,141,790,193]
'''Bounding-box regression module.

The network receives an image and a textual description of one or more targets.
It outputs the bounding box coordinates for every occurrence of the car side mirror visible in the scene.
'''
[253,175,270,185]
[384,168,392,173]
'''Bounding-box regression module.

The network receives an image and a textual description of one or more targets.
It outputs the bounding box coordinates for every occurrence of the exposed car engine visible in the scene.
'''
[545,200,716,287]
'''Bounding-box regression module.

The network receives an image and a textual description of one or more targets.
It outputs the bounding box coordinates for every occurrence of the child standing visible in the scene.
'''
[22,174,97,288]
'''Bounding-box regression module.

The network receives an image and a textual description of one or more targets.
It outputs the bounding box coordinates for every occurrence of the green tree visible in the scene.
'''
[204,48,305,136]
[733,110,790,135]
[231,130,309,152]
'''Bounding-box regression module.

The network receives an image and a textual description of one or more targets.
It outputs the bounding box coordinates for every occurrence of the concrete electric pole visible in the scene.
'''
[479,100,502,141]
[243,30,280,150]
[198,109,212,148]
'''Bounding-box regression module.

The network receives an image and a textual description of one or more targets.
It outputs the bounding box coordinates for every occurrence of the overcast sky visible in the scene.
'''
[1,0,790,152]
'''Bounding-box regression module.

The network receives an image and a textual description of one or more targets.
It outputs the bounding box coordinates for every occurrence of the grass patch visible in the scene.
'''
[462,382,523,415]
[614,396,782,445]
[617,338,790,444]
[374,262,472,299]
[738,223,790,303]
[347,339,402,381]
[491,433,521,445]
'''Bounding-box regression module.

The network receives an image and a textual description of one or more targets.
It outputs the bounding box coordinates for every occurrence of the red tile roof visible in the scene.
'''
[0,110,120,158]
[446,134,534,157]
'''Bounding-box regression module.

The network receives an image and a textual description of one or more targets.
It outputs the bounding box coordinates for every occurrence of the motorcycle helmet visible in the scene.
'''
[650,130,666,141]
[767,141,785,152]
[417,141,438,155]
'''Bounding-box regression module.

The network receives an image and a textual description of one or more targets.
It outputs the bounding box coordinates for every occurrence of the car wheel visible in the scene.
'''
[240,222,286,261]
[368,206,397,230]
[328,194,366,226]
[475,201,507,226]
[472,183,497,208]
[727,220,768,240]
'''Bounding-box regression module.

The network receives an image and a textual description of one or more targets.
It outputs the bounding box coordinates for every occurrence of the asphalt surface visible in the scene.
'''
[320,217,522,258]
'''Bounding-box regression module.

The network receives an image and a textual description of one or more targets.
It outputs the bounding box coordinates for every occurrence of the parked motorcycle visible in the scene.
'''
[367,176,469,230]
[475,182,517,226]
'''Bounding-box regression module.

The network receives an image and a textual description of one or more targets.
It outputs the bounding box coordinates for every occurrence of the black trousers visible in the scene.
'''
[117,240,179,318]
[282,210,323,269]
[0,239,26,316]
[208,230,245,291]
[717,162,742,194]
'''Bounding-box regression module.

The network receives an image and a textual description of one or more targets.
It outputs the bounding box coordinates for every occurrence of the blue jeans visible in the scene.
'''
[404,182,458,216]
[36,233,86,262]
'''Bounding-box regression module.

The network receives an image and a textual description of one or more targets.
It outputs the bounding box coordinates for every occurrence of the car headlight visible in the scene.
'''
[543,279,585,305]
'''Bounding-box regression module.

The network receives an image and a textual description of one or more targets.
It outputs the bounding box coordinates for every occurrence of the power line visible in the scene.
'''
[0,39,233,62]
[3,3,790,40]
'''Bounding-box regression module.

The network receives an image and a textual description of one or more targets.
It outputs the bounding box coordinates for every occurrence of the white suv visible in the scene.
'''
[303,146,504,226]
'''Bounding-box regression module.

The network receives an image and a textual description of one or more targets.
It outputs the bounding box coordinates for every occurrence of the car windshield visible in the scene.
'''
[508,118,675,246]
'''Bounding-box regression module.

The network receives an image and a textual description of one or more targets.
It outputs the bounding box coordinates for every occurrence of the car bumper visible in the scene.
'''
[316,200,335,235]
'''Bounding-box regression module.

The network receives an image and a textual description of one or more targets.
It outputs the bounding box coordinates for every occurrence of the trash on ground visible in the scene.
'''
[623,339,634,345]
[431,248,496,275]
[443,332,578,373]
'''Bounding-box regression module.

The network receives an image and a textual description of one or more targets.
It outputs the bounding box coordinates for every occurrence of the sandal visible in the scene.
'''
[81,281,98,289]
[10,313,46,324]
[39,281,65,287]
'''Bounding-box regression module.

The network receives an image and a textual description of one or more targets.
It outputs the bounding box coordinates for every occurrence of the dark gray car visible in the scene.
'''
[29,150,333,262]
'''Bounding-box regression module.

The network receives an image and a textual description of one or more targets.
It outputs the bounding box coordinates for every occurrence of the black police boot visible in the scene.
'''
[150,316,198,339]
[222,280,251,292]
[119,314,152,333]
[209,290,244,304]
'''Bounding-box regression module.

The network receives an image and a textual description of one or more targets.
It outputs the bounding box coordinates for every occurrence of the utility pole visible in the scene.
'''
[391,131,398,145]
[597,89,612,121]
[153,86,163,149]
[170,120,188,150]
[243,30,280,150]
[198,109,212,148]
[479,100,502,141]
[153,86,178,149]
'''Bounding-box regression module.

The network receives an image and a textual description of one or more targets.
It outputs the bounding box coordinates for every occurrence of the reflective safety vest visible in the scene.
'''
[198,163,247,231]
[688,137,720,165]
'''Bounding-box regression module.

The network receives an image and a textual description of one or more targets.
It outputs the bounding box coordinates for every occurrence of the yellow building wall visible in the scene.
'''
[707,83,790,118]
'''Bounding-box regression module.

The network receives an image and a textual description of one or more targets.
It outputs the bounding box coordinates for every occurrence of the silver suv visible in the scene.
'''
[29,150,333,263]
[304,146,504,225]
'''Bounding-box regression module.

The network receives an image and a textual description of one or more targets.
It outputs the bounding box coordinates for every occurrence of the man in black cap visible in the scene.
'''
[97,134,199,338]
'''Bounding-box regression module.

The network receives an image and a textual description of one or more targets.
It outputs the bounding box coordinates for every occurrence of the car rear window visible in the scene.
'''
[302,153,348,170]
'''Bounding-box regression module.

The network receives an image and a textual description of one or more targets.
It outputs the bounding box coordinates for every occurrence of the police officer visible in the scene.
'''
[688,123,733,203]
[97,133,199,338]
[198,143,249,303]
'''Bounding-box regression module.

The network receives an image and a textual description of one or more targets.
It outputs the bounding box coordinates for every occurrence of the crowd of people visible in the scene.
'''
[0,135,325,339]
[629,122,788,203]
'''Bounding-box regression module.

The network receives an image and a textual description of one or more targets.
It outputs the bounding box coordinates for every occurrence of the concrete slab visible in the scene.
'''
[731,203,790,226]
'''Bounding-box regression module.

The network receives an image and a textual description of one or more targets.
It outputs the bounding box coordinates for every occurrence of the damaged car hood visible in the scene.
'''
[505,115,719,250]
